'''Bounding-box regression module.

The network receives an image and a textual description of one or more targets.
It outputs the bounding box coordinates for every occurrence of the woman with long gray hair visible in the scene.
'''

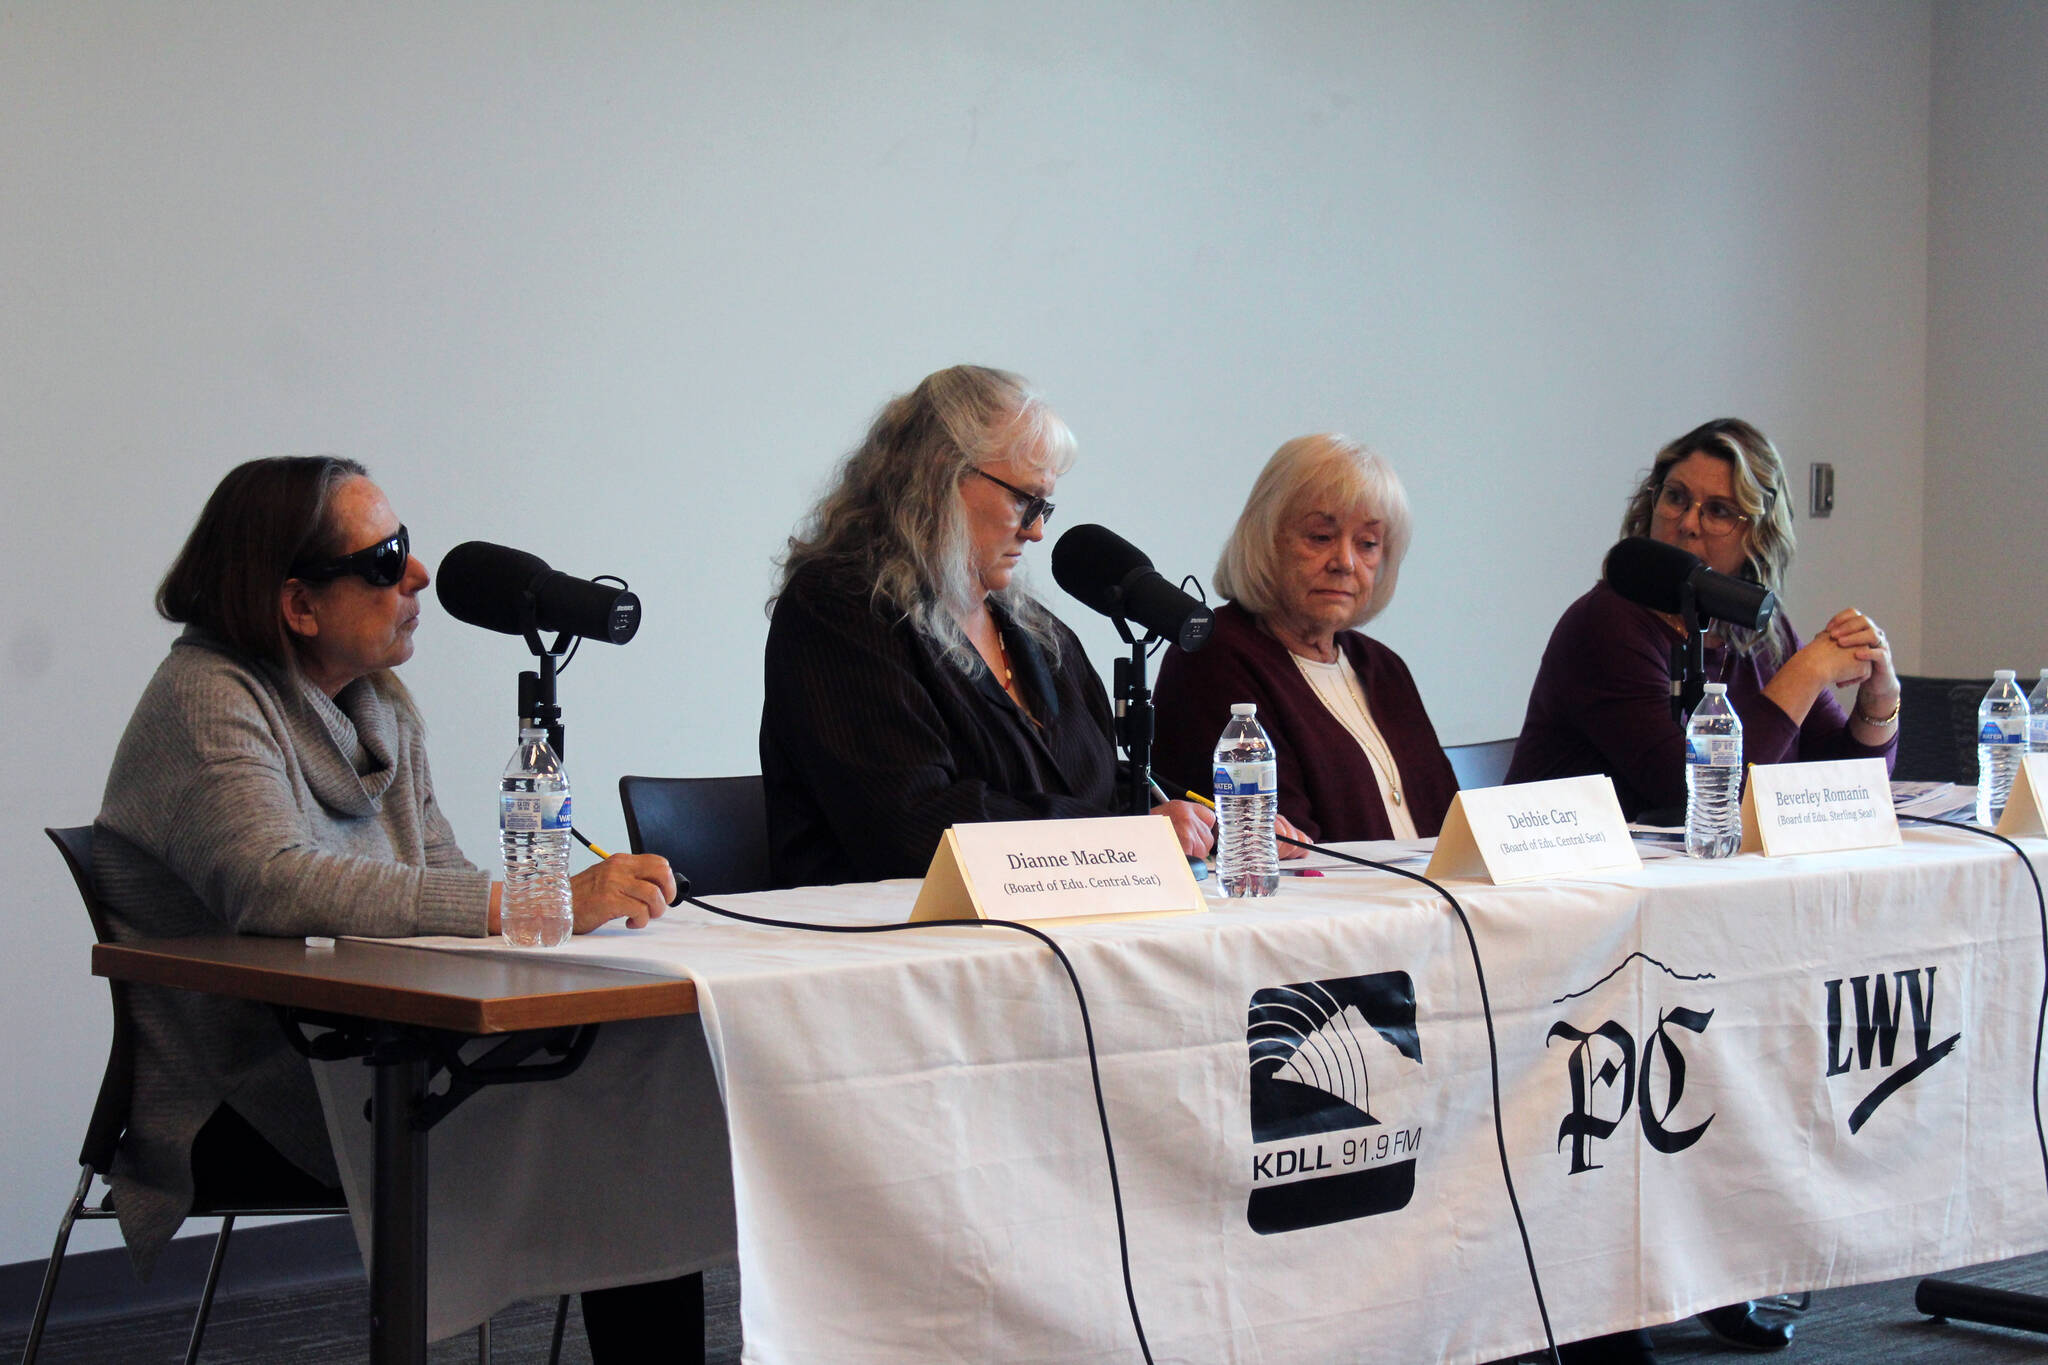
[761,365,1216,886]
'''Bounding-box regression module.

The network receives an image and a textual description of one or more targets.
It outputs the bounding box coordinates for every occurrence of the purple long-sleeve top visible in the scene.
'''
[1505,581,1897,819]
[1154,602,1459,842]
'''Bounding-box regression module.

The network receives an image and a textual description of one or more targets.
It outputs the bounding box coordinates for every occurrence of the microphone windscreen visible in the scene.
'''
[1603,536,1778,632]
[536,571,643,645]
[437,541,550,635]
[1052,524,1153,614]
[1697,571,1776,633]
[1123,572,1215,652]
[1602,537,1700,615]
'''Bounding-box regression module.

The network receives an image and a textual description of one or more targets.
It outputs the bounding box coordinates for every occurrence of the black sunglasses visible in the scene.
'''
[973,469,1056,529]
[292,526,411,588]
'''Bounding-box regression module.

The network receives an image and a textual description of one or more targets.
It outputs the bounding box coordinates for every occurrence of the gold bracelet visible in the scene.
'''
[1854,696,1901,727]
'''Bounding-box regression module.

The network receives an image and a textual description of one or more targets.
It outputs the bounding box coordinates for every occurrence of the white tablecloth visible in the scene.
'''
[337,826,2048,1361]
[314,1015,737,1339]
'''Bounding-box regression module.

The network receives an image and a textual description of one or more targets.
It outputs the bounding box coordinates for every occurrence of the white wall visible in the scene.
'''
[1925,1,2048,677]
[1,1,1934,1267]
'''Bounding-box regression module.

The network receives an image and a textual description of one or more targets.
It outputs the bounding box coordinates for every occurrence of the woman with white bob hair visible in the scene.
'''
[1154,434,1458,843]
[761,364,1216,887]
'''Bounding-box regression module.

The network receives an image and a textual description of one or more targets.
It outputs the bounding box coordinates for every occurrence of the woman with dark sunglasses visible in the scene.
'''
[93,456,693,1361]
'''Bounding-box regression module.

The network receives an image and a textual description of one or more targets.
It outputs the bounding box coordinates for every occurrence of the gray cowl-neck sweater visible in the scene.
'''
[93,629,489,1274]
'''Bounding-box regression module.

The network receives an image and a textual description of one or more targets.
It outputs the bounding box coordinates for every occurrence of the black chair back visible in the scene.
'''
[618,775,773,897]
[47,826,134,1177]
[1445,738,1518,791]
[1893,674,1994,785]
[49,825,112,943]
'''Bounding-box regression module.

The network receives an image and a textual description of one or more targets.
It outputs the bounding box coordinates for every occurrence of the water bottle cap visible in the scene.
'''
[1995,669,2017,681]
[1702,682,1728,695]
[1230,702,1257,716]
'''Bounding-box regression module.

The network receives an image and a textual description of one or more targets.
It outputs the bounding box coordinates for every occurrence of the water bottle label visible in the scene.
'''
[2034,716,2048,746]
[1686,735,1740,766]
[1214,761,1277,797]
[1980,718,2027,744]
[501,791,573,832]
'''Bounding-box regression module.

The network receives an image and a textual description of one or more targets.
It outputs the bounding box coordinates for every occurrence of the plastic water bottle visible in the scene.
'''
[1977,670,2030,827]
[500,725,574,947]
[1213,702,1279,897]
[2029,669,2048,755]
[1684,683,1743,859]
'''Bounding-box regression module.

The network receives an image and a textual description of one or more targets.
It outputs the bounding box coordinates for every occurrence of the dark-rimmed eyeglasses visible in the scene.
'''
[973,469,1055,529]
[1653,482,1756,537]
[292,526,411,588]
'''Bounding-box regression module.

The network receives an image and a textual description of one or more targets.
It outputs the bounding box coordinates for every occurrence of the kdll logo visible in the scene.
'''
[1825,966,1959,1133]
[1246,971,1422,1234]
[1547,953,1719,1174]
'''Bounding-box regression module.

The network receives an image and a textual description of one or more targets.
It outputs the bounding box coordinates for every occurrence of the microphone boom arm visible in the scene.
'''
[1110,615,1158,819]
[1670,578,1708,727]
[517,591,574,760]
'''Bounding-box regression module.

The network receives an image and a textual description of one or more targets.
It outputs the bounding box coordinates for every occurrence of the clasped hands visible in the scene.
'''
[1800,607,1900,715]
[1755,606,1898,741]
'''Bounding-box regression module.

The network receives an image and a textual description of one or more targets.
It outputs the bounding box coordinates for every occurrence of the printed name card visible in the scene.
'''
[908,815,1207,925]
[1424,775,1639,884]
[1996,753,2048,838]
[1738,757,1899,856]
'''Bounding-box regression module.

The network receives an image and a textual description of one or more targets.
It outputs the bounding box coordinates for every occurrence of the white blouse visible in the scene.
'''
[1289,650,1418,840]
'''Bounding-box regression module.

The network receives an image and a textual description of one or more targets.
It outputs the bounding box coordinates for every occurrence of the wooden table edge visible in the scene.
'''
[93,938,699,1033]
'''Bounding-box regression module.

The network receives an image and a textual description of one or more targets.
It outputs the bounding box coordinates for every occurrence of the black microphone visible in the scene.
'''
[1603,536,1777,632]
[436,541,642,645]
[1051,524,1214,652]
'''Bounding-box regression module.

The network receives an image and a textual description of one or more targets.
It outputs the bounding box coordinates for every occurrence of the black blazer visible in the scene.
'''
[761,563,1120,887]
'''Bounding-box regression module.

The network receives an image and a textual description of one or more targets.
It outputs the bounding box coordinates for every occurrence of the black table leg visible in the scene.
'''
[274,1010,603,1364]
[370,1027,429,1365]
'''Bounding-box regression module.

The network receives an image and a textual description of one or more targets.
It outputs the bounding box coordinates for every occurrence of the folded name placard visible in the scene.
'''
[909,815,1207,925]
[1739,757,1899,856]
[1997,753,2048,839]
[1425,775,1639,884]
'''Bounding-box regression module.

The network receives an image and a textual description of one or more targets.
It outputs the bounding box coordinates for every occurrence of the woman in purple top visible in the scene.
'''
[1508,417,1900,824]
[1510,419,1902,1363]
[1154,434,1458,844]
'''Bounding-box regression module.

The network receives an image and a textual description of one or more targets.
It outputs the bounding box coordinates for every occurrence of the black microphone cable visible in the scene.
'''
[1287,828,1561,1365]
[578,793,1560,1364]
[1897,814,2048,1195]
[654,883,1157,1365]
[1163,780,1562,1365]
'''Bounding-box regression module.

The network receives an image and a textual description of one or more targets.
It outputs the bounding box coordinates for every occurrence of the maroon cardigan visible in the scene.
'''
[1505,581,1898,819]
[1153,602,1459,842]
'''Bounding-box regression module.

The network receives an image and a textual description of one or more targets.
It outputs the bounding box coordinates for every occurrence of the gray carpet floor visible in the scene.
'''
[8,1254,2048,1362]
[1,1266,742,1365]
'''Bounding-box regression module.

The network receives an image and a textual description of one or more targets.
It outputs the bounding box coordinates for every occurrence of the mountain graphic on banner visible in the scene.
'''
[1246,970,1424,1233]
[1248,972,1420,1144]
